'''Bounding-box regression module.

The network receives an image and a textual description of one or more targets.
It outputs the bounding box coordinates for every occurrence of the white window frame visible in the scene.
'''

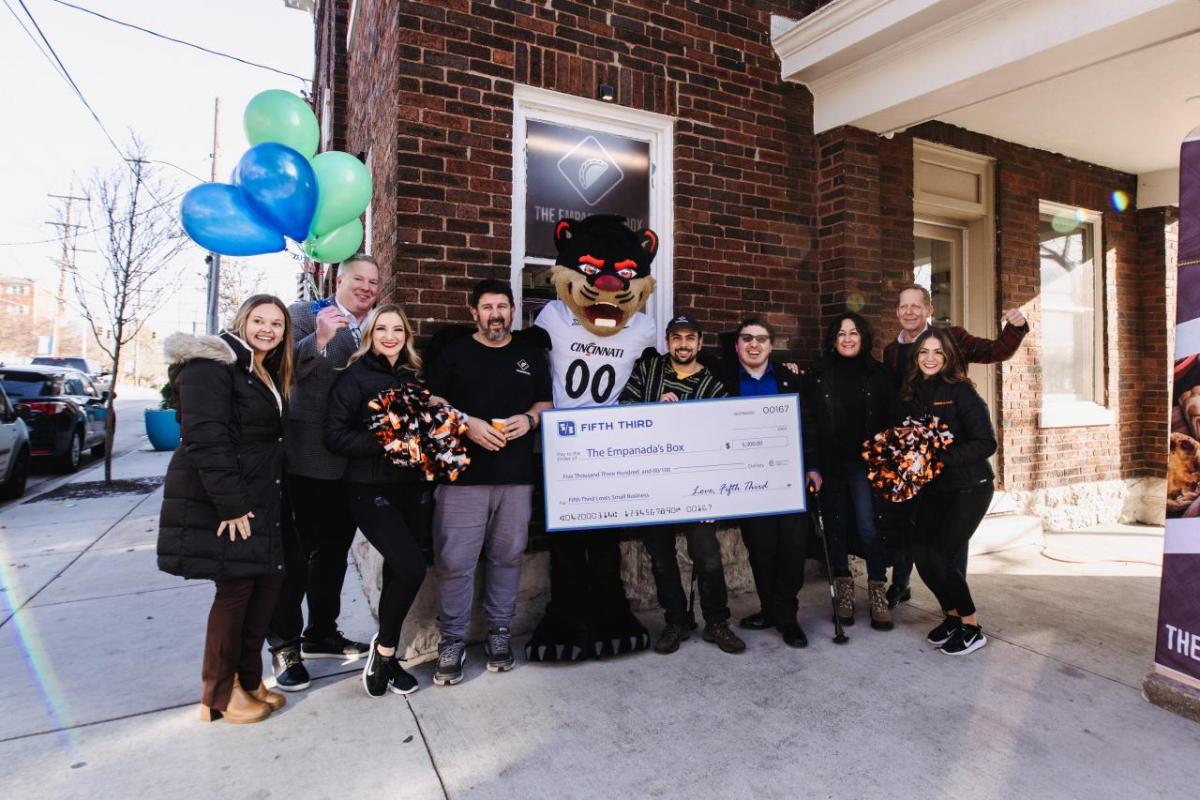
[320,87,332,153]
[1037,199,1112,428]
[510,85,674,338]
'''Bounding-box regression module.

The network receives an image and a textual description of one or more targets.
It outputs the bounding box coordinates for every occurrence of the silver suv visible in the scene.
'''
[0,384,30,500]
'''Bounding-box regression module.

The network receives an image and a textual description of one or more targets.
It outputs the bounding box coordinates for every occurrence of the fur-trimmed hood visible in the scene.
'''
[163,332,240,367]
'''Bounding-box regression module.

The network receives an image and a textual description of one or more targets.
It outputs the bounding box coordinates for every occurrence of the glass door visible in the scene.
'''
[913,221,964,327]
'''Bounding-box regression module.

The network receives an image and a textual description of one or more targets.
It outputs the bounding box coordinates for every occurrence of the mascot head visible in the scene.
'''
[551,214,658,337]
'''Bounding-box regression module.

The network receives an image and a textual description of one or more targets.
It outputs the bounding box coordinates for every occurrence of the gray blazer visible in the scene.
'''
[285,300,361,480]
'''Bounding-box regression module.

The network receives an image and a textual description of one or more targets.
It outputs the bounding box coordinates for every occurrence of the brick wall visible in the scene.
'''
[322,0,823,353]
[827,120,1169,494]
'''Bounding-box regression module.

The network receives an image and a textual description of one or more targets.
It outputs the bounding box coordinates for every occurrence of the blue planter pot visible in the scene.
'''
[145,408,180,451]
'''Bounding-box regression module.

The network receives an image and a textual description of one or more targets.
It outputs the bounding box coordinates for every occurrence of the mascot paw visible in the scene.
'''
[524,615,589,663]
[588,609,651,658]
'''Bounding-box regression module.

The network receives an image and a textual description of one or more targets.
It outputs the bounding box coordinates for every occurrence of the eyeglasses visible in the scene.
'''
[738,334,771,344]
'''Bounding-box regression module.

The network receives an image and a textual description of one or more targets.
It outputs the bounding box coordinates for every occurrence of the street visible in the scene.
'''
[4,387,160,510]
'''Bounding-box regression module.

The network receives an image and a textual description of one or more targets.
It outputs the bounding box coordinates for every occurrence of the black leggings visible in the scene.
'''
[347,483,428,649]
[912,483,993,618]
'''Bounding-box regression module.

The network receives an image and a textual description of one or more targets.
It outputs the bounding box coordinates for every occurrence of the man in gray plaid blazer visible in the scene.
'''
[268,254,381,690]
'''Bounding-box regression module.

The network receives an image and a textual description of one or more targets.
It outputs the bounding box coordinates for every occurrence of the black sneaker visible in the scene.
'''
[702,621,746,654]
[433,640,466,686]
[926,616,962,645]
[272,646,311,692]
[362,636,393,698]
[485,627,515,673]
[389,663,419,695]
[940,623,987,656]
[738,611,770,630]
[302,631,370,660]
[653,622,692,654]
[886,584,912,609]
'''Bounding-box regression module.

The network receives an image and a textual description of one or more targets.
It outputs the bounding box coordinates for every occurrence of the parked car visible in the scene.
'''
[0,365,107,472]
[0,383,30,499]
[31,356,112,392]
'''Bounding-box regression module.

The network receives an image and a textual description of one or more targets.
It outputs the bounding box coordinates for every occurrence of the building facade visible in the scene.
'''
[305,0,1186,531]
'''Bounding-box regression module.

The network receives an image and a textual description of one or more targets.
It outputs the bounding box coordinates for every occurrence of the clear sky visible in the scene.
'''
[0,0,315,333]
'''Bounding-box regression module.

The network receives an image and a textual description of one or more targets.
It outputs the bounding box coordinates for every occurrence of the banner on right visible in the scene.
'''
[1157,127,1200,684]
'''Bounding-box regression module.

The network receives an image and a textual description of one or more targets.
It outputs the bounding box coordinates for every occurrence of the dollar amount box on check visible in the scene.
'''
[541,395,808,532]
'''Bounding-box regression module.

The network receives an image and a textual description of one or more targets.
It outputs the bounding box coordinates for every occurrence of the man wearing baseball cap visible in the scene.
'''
[618,314,745,655]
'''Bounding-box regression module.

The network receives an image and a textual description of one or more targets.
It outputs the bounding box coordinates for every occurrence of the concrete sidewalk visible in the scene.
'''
[1,447,1198,799]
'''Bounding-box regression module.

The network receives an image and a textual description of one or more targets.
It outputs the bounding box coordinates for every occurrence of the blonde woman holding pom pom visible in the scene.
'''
[324,303,430,696]
[900,329,996,656]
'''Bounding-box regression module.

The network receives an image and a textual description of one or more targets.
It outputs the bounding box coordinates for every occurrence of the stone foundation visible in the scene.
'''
[1143,670,1200,724]
[1011,477,1165,530]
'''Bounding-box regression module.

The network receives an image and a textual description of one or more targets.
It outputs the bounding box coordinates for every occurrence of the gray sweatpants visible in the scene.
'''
[432,483,533,642]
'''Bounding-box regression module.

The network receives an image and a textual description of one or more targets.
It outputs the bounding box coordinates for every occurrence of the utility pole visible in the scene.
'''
[46,192,87,356]
[205,98,222,335]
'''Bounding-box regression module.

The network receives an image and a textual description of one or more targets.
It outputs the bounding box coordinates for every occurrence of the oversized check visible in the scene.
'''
[541,395,807,532]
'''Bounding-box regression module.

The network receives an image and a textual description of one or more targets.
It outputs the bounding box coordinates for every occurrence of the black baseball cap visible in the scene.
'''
[665,314,703,336]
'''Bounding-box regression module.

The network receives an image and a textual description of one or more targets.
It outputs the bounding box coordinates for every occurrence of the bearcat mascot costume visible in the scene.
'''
[525,214,659,662]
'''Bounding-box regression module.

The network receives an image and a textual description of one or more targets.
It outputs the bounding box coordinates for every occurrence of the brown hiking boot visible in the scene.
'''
[834,577,856,626]
[654,622,692,654]
[868,580,894,630]
[702,621,746,654]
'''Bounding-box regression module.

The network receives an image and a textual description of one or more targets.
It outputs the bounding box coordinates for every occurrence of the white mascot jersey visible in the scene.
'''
[533,300,656,409]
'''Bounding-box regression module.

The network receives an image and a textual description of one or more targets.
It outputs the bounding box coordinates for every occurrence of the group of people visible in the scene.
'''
[156,251,1028,724]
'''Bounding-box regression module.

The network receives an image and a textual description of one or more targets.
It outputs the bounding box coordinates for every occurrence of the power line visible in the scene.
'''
[50,0,311,84]
[1,0,66,82]
[12,0,169,207]
[0,190,187,247]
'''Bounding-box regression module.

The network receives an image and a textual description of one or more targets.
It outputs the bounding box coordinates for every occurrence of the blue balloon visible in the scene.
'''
[181,184,286,256]
[235,143,317,241]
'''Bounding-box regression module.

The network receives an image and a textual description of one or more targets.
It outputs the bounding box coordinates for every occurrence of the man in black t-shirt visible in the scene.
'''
[425,280,553,685]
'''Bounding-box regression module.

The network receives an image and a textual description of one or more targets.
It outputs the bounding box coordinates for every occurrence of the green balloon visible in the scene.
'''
[303,218,364,263]
[310,151,373,237]
[244,90,319,158]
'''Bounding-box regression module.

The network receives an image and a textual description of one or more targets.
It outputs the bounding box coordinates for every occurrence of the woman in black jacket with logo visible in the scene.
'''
[324,303,429,697]
[807,311,897,630]
[158,295,294,724]
[901,328,997,656]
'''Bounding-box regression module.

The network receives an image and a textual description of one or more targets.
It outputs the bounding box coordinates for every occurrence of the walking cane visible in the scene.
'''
[809,487,848,644]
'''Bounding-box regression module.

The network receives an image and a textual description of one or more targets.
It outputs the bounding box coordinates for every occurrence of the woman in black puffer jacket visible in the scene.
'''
[324,303,429,698]
[900,328,996,657]
[158,294,294,724]
[807,311,897,631]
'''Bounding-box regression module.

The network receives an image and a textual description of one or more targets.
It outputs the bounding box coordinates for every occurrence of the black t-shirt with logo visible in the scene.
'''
[426,334,552,485]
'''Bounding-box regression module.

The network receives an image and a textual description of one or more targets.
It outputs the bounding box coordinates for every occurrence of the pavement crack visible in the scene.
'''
[405,699,452,799]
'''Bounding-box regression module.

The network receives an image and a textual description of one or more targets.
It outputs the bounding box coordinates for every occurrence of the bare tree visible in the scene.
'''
[67,137,186,481]
[210,258,267,327]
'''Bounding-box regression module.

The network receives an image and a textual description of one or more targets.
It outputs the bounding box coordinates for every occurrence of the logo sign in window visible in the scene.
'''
[525,119,651,260]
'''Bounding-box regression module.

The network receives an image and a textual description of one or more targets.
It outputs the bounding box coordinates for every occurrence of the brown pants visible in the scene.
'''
[202,572,285,710]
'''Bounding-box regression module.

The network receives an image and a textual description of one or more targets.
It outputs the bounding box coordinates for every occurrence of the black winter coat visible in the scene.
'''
[324,351,424,485]
[902,377,996,491]
[158,333,287,581]
[806,354,896,481]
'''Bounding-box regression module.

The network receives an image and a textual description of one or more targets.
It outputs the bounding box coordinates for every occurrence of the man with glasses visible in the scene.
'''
[720,317,821,648]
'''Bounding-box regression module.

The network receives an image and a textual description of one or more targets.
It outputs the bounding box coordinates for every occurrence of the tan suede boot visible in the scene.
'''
[868,580,894,630]
[240,676,286,711]
[834,577,855,626]
[199,682,272,724]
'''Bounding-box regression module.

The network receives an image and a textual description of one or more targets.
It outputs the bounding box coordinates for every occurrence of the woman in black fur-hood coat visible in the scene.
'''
[157,331,288,581]
[157,294,295,722]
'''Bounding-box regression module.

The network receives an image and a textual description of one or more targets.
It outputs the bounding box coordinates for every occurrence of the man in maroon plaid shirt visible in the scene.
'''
[882,283,1029,607]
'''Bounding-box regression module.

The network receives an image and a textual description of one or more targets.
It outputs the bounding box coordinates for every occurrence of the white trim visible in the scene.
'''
[772,0,1189,133]
[1037,200,1107,424]
[346,0,359,50]
[1039,400,1116,428]
[510,85,675,340]
[363,149,373,254]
